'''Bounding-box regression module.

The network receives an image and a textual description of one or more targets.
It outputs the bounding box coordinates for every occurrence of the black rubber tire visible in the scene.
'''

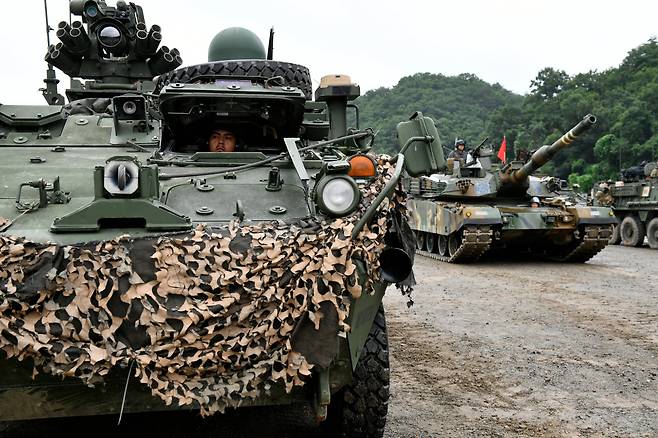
[321,304,389,438]
[609,222,621,245]
[620,215,645,247]
[154,60,313,98]
[646,218,658,249]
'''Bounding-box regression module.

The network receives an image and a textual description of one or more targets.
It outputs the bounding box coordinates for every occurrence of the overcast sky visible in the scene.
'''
[0,0,656,104]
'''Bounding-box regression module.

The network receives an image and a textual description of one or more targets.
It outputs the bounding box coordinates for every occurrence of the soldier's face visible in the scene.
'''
[209,130,236,152]
[457,144,465,151]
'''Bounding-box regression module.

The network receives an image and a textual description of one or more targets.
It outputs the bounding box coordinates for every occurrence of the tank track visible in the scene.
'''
[416,225,493,263]
[545,225,613,263]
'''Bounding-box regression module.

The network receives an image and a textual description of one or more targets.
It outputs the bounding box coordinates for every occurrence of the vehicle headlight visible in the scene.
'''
[316,176,360,217]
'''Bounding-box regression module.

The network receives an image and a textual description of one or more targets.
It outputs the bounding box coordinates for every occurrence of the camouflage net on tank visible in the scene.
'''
[0,160,410,414]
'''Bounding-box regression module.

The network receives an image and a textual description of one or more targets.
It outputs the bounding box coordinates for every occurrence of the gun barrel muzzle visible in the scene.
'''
[509,114,597,184]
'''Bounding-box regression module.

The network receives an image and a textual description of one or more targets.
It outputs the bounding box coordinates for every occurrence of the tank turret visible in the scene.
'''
[500,114,597,185]
[45,0,182,101]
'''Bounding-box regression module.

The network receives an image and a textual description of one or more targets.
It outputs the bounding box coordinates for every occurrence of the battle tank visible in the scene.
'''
[0,2,431,436]
[401,112,617,263]
[593,160,658,249]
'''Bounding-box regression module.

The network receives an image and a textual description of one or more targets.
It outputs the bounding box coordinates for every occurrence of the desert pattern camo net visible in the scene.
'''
[0,160,410,414]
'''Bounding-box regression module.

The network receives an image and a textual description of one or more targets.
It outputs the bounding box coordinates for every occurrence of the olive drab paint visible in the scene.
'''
[593,161,658,248]
[0,1,419,430]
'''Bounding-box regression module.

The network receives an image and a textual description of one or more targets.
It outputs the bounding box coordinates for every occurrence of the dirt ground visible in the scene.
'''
[384,245,658,437]
[3,245,657,437]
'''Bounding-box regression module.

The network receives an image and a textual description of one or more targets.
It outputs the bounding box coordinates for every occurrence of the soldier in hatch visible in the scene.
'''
[448,139,467,160]
[209,127,237,152]
[594,182,614,206]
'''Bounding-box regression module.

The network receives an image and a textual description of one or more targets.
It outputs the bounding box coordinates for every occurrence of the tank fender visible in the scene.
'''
[459,206,503,227]
[409,200,502,235]
[573,207,618,225]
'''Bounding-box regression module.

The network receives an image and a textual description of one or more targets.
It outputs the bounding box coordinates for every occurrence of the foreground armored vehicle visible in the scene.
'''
[401,112,616,263]
[594,161,658,248]
[0,2,432,436]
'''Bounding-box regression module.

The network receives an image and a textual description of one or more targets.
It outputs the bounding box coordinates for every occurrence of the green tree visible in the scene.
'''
[529,68,569,101]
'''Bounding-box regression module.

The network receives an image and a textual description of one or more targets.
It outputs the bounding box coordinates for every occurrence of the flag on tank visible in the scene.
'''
[498,136,507,163]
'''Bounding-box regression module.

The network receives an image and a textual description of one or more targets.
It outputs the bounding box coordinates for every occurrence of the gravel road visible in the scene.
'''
[384,245,658,437]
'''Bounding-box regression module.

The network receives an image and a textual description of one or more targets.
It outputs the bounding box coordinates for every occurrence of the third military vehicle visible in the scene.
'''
[401,112,617,263]
[594,161,658,249]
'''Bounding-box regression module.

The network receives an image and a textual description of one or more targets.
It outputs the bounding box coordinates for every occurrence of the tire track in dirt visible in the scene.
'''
[385,311,563,437]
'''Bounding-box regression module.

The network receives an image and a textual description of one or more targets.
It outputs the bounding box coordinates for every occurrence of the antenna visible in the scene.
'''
[44,0,52,47]
[41,0,65,105]
[267,27,274,60]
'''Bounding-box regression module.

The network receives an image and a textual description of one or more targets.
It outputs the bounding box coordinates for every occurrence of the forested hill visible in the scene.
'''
[358,38,658,190]
[356,73,522,155]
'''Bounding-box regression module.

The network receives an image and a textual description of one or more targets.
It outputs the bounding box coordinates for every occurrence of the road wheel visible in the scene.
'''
[646,218,658,249]
[321,305,389,438]
[609,223,621,245]
[154,60,313,98]
[425,233,436,253]
[620,216,645,247]
[448,232,461,257]
[437,235,448,256]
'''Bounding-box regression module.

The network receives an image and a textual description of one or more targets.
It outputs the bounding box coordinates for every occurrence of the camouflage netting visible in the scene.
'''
[0,159,412,414]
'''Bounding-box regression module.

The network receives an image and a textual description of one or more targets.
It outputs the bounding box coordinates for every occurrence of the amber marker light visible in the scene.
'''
[348,155,377,178]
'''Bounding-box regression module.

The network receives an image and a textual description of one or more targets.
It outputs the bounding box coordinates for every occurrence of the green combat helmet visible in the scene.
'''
[398,113,617,263]
[0,2,438,437]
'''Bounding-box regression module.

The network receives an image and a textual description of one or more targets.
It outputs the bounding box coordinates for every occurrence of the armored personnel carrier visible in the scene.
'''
[594,161,658,249]
[0,2,433,436]
[400,112,616,263]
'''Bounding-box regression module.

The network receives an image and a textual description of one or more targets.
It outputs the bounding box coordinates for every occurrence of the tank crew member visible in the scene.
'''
[448,139,467,160]
[594,182,614,206]
[209,127,237,152]
[530,196,541,208]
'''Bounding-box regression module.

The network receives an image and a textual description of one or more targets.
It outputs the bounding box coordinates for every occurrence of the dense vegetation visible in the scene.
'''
[358,38,658,190]
[355,73,521,157]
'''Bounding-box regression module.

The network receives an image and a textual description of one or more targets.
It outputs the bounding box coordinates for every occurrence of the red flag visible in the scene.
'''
[497,136,507,163]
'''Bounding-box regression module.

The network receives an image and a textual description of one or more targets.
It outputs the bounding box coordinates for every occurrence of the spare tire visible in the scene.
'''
[154,60,313,98]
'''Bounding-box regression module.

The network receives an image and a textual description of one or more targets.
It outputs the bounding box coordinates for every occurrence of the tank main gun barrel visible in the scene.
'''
[506,114,597,184]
